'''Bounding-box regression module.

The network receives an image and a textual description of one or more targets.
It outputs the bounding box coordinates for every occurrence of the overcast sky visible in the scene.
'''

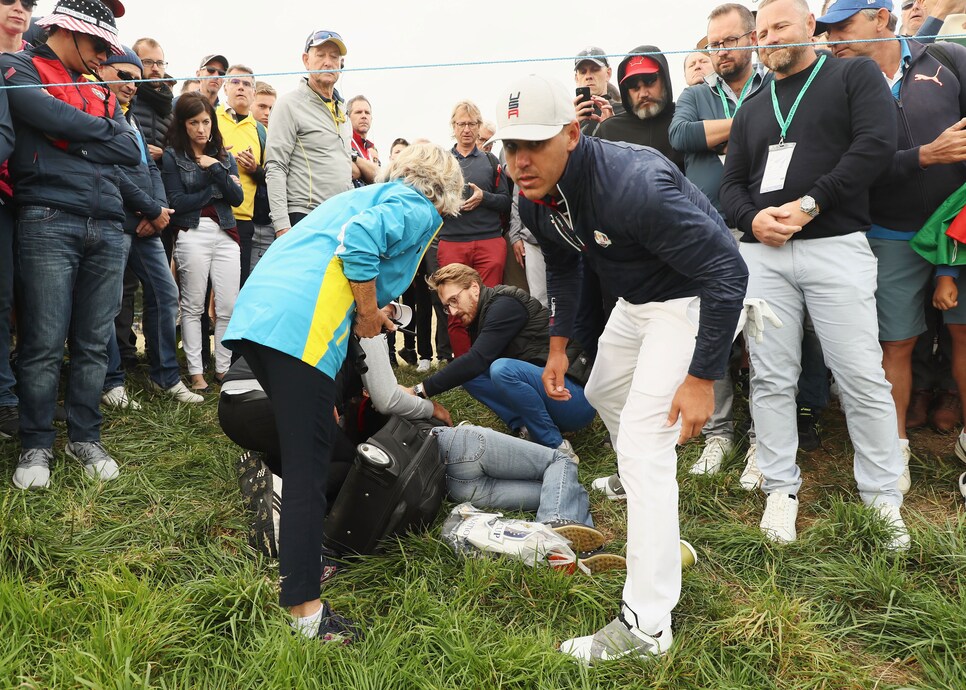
[109,0,831,154]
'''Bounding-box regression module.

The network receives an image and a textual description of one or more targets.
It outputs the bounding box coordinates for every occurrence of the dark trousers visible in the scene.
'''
[114,264,140,363]
[425,239,452,360]
[234,339,336,607]
[400,256,434,361]
[238,219,255,287]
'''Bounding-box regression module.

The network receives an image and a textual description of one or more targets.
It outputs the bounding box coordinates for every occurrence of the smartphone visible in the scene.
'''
[575,86,592,104]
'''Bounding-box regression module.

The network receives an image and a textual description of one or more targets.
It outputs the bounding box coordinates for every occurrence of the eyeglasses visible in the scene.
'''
[442,288,469,312]
[628,73,659,87]
[204,66,227,76]
[454,121,480,130]
[141,59,167,69]
[228,77,254,88]
[0,0,37,10]
[707,30,754,51]
[901,0,919,8]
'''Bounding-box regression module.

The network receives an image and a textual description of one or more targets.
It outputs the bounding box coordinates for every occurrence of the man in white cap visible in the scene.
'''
[487,74,748,662]
[0,0,142,489]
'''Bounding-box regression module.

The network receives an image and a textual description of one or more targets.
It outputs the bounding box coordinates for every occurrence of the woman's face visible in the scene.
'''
[390,143,407,160]
[185,111,212,149]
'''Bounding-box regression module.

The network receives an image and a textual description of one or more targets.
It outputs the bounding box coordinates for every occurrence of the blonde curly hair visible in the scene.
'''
[379,142,465,217]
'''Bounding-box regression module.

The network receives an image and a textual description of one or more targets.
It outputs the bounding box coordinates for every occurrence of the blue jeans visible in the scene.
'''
[437,425,592,526]
[462,358,596,448]
[0,203,16,407]
[106,235,181,390]
[16,206,126,448]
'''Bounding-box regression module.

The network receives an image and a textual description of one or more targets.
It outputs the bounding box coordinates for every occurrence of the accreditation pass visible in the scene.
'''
[760,142,795,194]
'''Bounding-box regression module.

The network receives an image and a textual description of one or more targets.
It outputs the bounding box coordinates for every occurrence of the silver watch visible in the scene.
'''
[413,383,427,399]
[800,195,820,218]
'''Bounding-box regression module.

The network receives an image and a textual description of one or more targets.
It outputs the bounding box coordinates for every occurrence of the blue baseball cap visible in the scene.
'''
[815,0,894,33]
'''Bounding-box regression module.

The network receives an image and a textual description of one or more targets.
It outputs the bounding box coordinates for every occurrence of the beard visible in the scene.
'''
[715,53,751,80]
[633,95,667,120]
[760,41,809,74]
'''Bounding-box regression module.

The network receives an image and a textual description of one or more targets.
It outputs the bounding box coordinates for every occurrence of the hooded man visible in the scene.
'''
[594,45,685,172]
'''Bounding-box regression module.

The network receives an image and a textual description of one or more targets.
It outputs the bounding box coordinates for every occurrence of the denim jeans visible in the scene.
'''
[0,203,17,407]
[462,358,597,448]
[16,206,126,448]
[105,234,182,390]
[436,424,592,526]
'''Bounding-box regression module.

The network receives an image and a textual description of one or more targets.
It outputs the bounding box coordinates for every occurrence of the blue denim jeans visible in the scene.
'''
[462,358,596,448]
[106,235,181,390]
[0,203,16,407]
[16,206,126,448]
[436,425,592,526]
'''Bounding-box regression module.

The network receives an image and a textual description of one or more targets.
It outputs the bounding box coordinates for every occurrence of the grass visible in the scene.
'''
[1,364,965,689]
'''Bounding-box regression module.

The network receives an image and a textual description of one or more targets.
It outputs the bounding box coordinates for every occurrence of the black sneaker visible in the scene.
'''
[398,347,418,366]
[797,407,821,452]
[0,405,18,439]
[317,600,365,643]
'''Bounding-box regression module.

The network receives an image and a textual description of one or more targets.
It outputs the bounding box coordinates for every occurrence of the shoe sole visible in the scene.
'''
[680,540,698,568]
[12,473,50,489]
[237,451,269,513]
[579,553,626,574]
[956,442,966,464]
[551,524,606,554]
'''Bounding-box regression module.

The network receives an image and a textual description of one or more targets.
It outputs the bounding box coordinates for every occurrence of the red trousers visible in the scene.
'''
[437,236,507,356]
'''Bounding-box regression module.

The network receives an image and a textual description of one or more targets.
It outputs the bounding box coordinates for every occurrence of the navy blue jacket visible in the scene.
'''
[117,108,166,234]
[160,148,243,230]
[0,45,142,221]
[518,136,748,380]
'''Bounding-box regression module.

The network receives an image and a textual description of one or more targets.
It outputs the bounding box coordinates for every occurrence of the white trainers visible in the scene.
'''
[13,448,53,489]
[959,472,966,503]
[560,614,672,664]
[101,386,141,410]
[739,443,763,491]
[155,379,205,404]
[898,442,911,495]
[689,436,733,475]
[873,502,911,552]
[66,440,120,481]
[416,359,432,373]
[557,439,579,463]
[591,473,626,501]
[760,492,798,543]
[956,434,966,464]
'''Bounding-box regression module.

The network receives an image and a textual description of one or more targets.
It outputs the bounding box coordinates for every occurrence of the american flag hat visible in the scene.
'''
[36,0,124,56]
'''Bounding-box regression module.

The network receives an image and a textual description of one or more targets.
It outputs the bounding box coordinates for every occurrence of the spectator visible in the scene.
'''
[507,191,547,308]
[595,47,686,172]
[823,0,966,487]
[249,82,277,273]
[719,0,908,549]
[684,50,714,85]
[252,81,276,127]
[478,121,496,153]
[265,29,351,237]
[195,53,227,107]
[218,64,267,284]
[0,0,32,52]
[181,78,200,94]
[161,92,244,392]
[573,46,623,134]
[131,38,171,161]
[490,74,747,662]
[1,0,141,489]
[437,100,512,356]
[223,142,464,642]
[419,263,596,457]
[347,95,380,187]
[900,0,927,34]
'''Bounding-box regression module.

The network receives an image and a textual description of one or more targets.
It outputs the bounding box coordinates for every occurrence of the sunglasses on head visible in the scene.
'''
[901,0,916,8]
[0,0,37,10]
[204,66,227,76]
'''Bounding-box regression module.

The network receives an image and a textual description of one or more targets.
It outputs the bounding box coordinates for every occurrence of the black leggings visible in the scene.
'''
[233,339,336,607]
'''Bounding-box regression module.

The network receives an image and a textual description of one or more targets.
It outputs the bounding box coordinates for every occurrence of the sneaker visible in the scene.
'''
[237,451,280,558]
[959,472,966,502]
[544,519,607,556]
[591,473,626,501]
[317,601,364,643]
[797,407,821,451]
[579,552,627,574]
[0,405,18,439]
[739,444,763,491]
[65,440,120,481]
[154,379,204,404]
[101,386,142,411]
[557,439,579,463]
[898,443,912,495]
[680,539,698,569]
[688,436,733,475]
[416,359,432,373]
[398,347,418,366]
[760,492,798,544]
[873,502,910,552]
[320,549,341,585]
[956,435,966,464]
[560,612,672,664]
[12,447,53,489]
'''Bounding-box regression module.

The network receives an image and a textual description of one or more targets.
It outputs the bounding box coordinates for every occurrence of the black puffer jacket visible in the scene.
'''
[131,82,173,150]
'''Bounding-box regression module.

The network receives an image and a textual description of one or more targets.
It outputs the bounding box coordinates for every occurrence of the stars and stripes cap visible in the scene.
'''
[36,0,124,56]
[487,75,576,144]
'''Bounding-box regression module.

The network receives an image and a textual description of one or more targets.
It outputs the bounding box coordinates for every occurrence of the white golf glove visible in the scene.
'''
[743,298,783,343]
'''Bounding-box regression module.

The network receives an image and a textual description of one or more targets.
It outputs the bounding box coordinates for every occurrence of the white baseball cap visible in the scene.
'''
[486,75,577,144]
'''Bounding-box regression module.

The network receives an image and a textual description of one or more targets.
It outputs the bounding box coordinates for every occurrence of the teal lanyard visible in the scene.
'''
[718,74,754,119]
[770,54,826,145]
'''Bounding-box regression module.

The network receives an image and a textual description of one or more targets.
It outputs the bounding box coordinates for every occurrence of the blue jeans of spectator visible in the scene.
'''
[0,203,16,407]
[437,424,592,526]
[16,207,126,448]
[462,358,596,448]
[105,235,182,391]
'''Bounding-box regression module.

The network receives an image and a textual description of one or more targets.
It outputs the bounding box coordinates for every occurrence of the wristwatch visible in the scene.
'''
[800,195,820,218]
[413,383,427,399]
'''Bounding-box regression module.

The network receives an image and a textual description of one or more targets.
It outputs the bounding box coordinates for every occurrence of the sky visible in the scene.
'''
[106,0,832,154]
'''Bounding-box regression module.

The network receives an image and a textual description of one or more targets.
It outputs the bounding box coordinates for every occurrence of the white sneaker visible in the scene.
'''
[760,492,798,543]
[874,502,911,552]
[416,359,432,373]
[959,472,966,503]
[898,442,911,495]
[591,473,626,501]
[101,386,141,410]
[560,616,672,664]
[739,443,763,491]
[689,436,733,475]
[66,440,120,481]
[557,439,579,463]
[13,448,53,489]
[155,379,205,404]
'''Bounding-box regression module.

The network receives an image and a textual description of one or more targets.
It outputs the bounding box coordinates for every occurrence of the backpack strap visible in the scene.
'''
[485,151,502,190]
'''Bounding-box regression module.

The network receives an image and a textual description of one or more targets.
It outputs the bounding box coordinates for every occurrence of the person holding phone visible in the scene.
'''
[573,46,622,134]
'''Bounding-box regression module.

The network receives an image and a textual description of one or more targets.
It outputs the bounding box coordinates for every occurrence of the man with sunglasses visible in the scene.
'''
[195,53,227,107]
[0,0,143,489]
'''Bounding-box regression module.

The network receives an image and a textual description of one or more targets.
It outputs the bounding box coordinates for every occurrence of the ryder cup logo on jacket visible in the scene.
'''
[594,230,612,247]
[507,92,521,119]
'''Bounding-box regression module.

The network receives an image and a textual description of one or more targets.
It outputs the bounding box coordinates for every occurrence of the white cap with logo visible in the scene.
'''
[486,75,577,145]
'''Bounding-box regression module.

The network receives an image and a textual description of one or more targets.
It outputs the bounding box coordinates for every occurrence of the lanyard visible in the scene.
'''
[770,54,825,145]
[718,74,754,119]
